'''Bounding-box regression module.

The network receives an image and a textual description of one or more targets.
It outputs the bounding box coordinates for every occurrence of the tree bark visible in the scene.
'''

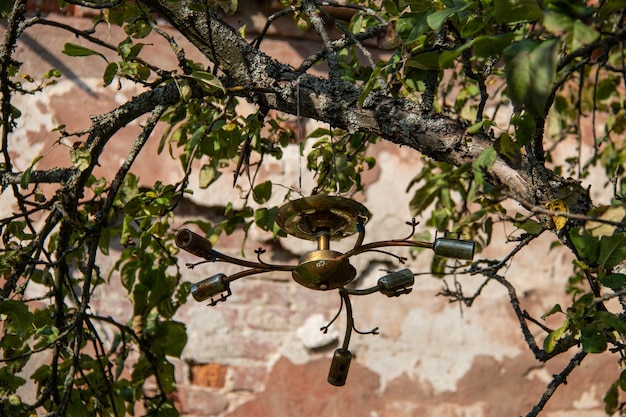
[141,0,587,212]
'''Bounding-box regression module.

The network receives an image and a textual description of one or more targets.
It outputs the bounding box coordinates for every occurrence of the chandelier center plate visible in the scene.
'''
[276,195,371,241]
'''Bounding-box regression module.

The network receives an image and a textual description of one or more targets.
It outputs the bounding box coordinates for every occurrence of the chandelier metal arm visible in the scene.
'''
[340,239,432,260]
[211,250,296,272]
[344,286,381,296]
[351,220,366,251]
[223,268,277,284]
[338,288,354,351]
[176,229,294,271]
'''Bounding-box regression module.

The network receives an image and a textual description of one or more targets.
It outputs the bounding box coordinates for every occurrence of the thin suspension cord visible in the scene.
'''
[296,76,303,193]
[329,123,340,195]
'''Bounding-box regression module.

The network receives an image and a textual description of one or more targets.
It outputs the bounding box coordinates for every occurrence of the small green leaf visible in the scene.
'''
[426,3,470,31]
[0,300,34,337]
[543,318,568,353]
[599,233,626,269]
[62,43,107,62]
[600,274,626,290]
[199,164,221,188]
[619,369,626,391]
[472,146,497,185]
[504,39,559,117]
[580,326,607,353]
[494,0,542,23]
[358,66,383,108]
[103,62,118,87]
[187,70,225,94]
[541,304,562,320]
[596,311,626,335]
[153,321,187,357]
[252,180,272,204]
[569,228,600,264]
[254,206,285,238]
[20,156,43,189]
[605,381,619,415]
[465,119,495,135]
[396,12,429,44]
[0,367,27,392]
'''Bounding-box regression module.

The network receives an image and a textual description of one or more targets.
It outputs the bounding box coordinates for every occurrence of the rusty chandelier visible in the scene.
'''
[176,194,475,386]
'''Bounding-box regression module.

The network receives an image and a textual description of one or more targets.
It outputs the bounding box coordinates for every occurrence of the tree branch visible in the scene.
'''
[141,0,585,211]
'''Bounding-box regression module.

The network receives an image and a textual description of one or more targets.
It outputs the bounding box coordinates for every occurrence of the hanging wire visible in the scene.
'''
[329,123,340,195]
[296,76,303,193]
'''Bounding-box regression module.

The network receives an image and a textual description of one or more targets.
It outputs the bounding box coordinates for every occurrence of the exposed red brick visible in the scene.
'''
[191,363,228,388]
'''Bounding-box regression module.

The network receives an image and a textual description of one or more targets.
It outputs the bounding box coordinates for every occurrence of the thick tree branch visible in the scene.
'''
[141,0,582,211]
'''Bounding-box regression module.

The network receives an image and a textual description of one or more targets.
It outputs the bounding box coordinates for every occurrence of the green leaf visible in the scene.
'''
[600,273,626,290]
[62,43,107,62]
[254,206,285,238]
[544,11,599,51]
[103,62,118,87]
[599,233,626,269]
[543,318,568,353]
[580,326,607,353]
[426,3,471,30]
[199,164,221,189]
[494,0,542,23]
[541,304,562,320]
[504,39,559,117]
[405,50,452,70]
[605,381,619,415]
[0,367,27,393]
[358,66,383,108]
[252,180,272,204]
[597,77,621,101]
[214,0,239,15]
[472,146,497,185]
[596,311,626,335]
[619,369,626,391]
[569,20,599,50]
[20,155,43,190]
[152,321,187,357]
[396,12,429,44]
[599,0,626,18]
[0,300,34,337]
[187,70,225,94]
[465,120,495,135]
[471,33,515,58]
[569,228,600,264]
[409,178,442,216]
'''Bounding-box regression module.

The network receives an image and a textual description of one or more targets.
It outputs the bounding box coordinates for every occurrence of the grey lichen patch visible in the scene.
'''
[399,112,428,137]
[343,110,360,133]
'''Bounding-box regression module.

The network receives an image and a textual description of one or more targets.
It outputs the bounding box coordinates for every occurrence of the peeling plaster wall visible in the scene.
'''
[2,7,620,417]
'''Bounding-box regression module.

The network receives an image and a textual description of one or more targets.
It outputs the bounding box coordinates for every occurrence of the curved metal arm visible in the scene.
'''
[340,239,432,260]
[176,229,295,271]
[340,238,476,261]
[344,286,381,296]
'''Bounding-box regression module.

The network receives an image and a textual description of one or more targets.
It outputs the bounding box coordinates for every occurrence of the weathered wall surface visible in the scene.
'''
[2,3,619,416]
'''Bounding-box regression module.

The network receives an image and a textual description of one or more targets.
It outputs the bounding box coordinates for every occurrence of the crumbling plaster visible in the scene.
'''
[1,8,619,417]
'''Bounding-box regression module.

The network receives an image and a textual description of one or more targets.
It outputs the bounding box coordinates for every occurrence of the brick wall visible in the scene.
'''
[4,3,618,416]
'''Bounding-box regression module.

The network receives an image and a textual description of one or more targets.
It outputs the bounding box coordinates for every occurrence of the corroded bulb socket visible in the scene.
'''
[432,238,475,260]
[175,229,213,259]
[378,268,415,297]
[191,273,229,302]
[327,348,352,386]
